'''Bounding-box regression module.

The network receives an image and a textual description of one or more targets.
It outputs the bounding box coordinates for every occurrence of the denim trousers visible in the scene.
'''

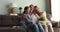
[19,21,45,32]
[19,20,27,29]
[33,23,45,32]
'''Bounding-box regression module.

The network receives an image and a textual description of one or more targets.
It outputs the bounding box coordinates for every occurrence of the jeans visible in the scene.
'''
[38,23,45,32]
[33,23,45,32]
[19,20,27,29]
[34,24,40,32]
[26,22,34,32]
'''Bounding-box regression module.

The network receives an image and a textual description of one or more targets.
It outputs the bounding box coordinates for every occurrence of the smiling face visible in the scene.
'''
[26,7,30,14]
[29,5,34,14]
[34,6,38,10]
[24,6,30,14]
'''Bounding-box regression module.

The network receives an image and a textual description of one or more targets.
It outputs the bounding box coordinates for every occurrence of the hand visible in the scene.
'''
[23,16,28,20]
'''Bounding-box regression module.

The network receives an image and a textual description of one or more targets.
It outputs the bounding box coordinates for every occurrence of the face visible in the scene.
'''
[30,6,34,13]
[34,6,39,10]
[35,7,40,11]
[26,8,30,14]
[34,6,41,14]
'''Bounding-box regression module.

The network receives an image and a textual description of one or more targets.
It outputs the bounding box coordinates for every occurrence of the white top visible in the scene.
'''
[10,13,17,16]
[28,14,38,24]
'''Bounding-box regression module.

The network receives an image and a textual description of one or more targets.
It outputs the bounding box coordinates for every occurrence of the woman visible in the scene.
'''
[19,6,30,29]
[34,6,54,32]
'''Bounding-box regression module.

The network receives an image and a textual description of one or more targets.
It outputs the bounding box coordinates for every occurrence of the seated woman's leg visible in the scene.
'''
[47,21,54,32]
[19,21,27,29]
[33,24,40,32]
[43,24,48,32]
[27,23,39,32]
[38,23,45,32]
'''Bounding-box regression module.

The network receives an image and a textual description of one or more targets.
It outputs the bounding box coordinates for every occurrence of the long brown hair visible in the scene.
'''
[23,6,29,14]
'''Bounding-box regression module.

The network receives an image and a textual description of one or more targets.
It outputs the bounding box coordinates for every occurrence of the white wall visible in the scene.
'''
[51,0,60,21]
[0,0,46,15]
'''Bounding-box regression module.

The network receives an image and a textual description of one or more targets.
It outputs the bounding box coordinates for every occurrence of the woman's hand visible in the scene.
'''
[23,16,29,20]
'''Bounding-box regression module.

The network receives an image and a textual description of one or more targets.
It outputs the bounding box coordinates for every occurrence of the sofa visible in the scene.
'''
[0,15,26,32]
[0,14,53,32]
[0,14,59,32]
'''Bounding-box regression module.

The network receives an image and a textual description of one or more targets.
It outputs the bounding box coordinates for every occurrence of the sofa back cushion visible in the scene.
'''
[0,15,19,26]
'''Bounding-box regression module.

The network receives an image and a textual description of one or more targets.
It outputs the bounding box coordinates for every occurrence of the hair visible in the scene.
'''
[29,4,34,7]
[33,6,37,12]
[34,6,37,8]
[23,6,29,14]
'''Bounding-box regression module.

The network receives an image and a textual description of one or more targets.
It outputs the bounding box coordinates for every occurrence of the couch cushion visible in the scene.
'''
[0,15,1,24]
[0,15,19,26]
